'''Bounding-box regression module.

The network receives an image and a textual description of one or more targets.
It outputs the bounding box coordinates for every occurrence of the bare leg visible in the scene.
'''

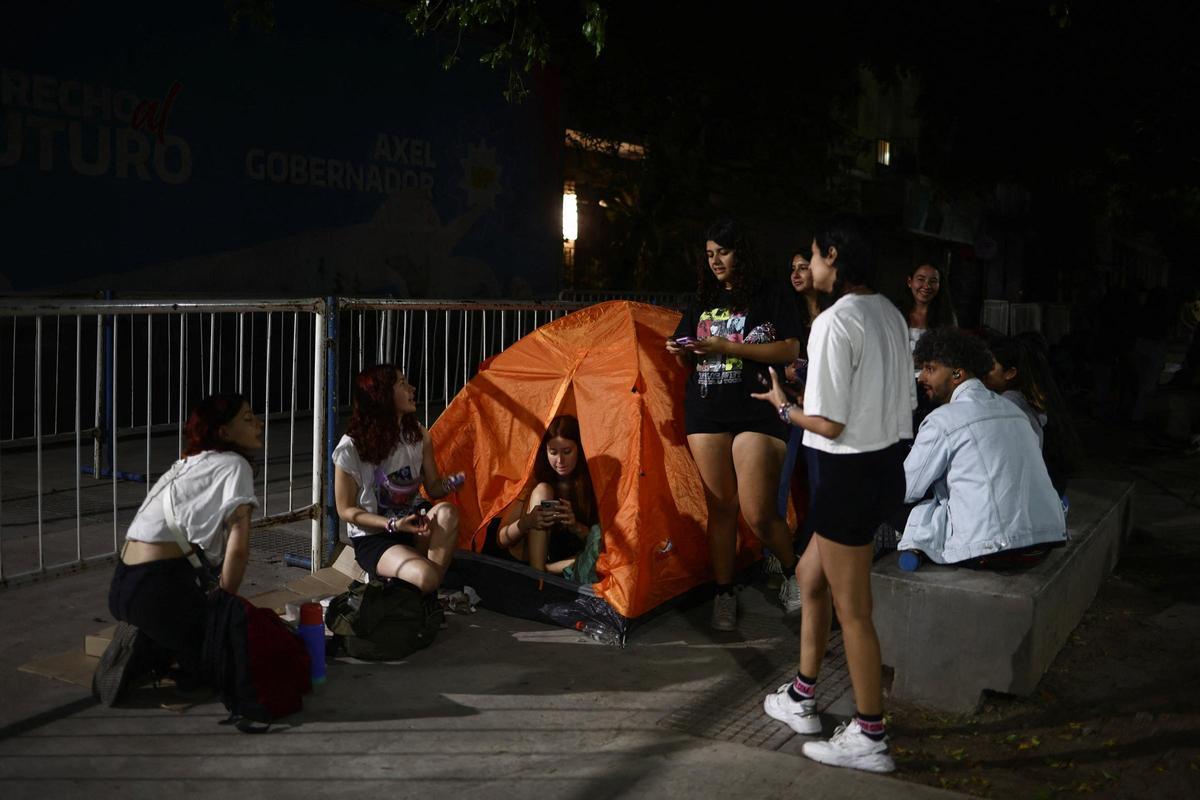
[818,535,883,715]
[731,432,796,568]
[798,537,832,678]
[423,502,459,578]
[375,543,441,594]
[687,433,738,584]
[376,503,459,595]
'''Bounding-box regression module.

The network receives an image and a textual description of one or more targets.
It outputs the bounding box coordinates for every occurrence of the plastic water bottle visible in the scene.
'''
[898,550,924,572]
[297,602,327,685]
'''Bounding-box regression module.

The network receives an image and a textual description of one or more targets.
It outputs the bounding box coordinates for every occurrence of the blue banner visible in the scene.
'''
[0,2,562,297]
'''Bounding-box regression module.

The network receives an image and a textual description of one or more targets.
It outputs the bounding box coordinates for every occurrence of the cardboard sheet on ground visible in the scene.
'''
[430,300,765,619]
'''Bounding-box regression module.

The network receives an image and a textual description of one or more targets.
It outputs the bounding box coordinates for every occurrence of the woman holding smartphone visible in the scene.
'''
[754,214,914,774]
[667,218,803,631]
[484,415,598,575]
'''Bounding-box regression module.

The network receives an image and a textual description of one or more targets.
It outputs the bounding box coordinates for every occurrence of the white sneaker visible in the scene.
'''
[802,720,895,773]
[778,573,802,614]
[710,592,737,631]
[763,682,821,735]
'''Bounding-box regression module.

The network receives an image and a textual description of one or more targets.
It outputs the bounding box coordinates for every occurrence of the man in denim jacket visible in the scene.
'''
[898,328,1066,564]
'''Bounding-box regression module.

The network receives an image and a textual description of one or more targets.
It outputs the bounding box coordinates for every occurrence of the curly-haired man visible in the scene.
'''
[901,328,1066,564]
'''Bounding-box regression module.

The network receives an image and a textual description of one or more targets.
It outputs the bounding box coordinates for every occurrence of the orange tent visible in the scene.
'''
[429,300,762,619]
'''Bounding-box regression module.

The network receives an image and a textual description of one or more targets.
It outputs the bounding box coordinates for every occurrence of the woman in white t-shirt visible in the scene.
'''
[753,215,914,774]
[101,393,263,704]
[333,364,463,592]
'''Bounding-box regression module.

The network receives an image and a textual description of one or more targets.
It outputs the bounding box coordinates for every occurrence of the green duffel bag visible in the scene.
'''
[325,579,442,661]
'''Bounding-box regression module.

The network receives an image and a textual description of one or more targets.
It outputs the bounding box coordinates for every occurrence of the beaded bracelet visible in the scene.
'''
[385,515,397,534]
[778,402,796,424]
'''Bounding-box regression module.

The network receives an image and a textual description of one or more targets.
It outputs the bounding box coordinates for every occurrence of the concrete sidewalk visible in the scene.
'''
[0,554,961,800]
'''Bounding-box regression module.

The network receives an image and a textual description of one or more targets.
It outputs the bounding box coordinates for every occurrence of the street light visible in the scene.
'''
[562,182,578,241]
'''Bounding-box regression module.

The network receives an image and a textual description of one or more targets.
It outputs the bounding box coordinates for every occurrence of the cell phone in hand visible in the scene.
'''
[540,500,558,510]
[675,336,697,347]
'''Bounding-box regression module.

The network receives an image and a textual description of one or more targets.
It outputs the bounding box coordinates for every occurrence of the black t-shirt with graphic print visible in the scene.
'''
[673,283,802,427]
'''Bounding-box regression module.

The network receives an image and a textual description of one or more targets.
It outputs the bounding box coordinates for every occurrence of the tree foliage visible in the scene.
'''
[404,0,607,101]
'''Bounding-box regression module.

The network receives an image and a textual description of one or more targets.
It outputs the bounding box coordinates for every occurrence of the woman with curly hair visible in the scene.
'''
[333,364,463,591]
[98,393,263,704]
[666,218,803,630]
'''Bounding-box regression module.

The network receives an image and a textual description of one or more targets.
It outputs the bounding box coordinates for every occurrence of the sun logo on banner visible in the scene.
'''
[459,141,502,209]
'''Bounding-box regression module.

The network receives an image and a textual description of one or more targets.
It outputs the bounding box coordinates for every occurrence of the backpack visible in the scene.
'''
[204,590,312,732]
[325,579,442,661]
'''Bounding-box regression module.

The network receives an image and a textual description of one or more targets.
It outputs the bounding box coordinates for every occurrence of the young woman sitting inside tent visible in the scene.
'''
[482,415,602,582]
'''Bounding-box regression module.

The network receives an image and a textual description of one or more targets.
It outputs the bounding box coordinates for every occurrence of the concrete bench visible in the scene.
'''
[871,478,1134,712]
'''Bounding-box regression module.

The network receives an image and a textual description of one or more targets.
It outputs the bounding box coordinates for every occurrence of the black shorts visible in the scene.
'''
[685,403,788,441]
[351,531,416,580]
[805,442,906,547]
[481,517,518,560]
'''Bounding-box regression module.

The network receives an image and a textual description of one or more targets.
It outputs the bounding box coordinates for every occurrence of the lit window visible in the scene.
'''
[877,139,891,166]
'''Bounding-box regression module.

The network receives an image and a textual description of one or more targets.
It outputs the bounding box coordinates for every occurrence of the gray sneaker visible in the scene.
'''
[710,592,738,631]
[91,623,147,707]
[778,574,802,614]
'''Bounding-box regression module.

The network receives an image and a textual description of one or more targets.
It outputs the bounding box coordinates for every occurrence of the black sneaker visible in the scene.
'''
[92,623,148,706]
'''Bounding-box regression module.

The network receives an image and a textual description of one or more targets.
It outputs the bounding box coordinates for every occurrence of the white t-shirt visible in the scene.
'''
[125,450,259,563]
[332,432,426,539]
[803,293,916,454]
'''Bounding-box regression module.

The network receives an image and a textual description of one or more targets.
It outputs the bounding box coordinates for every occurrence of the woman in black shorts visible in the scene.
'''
[667,218,802,631]
[754,215,915,774]
[333,364,464,592]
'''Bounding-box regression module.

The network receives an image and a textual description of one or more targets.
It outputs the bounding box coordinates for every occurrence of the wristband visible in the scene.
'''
[386,515,397,534]
[778,402,796,424]
[441,473,465,494]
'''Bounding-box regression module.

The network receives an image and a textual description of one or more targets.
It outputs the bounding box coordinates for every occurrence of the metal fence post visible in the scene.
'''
[323,296,339,567]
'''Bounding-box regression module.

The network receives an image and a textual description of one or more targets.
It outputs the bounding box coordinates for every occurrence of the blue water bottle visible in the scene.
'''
[298,602,327,685]
[898,550,924,572]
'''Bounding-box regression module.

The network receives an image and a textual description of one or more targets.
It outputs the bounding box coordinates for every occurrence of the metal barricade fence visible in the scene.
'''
[336,299,584,427]
[0,298,328,587]
[0,296,590,587]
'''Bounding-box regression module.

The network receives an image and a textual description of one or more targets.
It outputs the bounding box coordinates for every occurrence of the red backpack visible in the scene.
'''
[205,591,311,732]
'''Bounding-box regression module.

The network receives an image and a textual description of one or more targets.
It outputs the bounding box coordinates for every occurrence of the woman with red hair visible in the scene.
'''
[333,365,463,592]
[97,393,263,705]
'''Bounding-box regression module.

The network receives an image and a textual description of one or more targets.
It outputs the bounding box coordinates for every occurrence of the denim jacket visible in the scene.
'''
[898,379,1066,564]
